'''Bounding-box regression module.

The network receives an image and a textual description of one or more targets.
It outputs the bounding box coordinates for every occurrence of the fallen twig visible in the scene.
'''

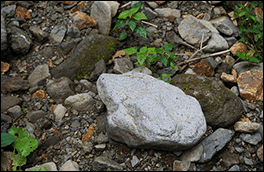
[176,49,230,66]
[178,45,208,73]
[180,41,197,50]
[141,21,158,28]
[200,32,204,50]
[120,2,131,8]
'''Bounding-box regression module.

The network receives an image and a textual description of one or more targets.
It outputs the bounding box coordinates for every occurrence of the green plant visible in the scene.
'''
[27,166,47,171]
[234,1,263,62]
[112,1,148,41]
[183,84,194,91]
[1,126,38,171]
[123,43,178,69]
[158,73,173,83]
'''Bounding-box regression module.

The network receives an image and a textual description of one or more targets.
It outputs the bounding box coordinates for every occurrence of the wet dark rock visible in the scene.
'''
[50,34,117,80]
[43,134,60,148]
[46,77,75,104]
[1,15,8,51]
[1,76,29,93]
[29,25,49,42]
[171,74,244,128]
[1,95,22,112]
[26,110,46,123]
[92,156,123,171]
[1,5,16,18]
[7,105,22,121]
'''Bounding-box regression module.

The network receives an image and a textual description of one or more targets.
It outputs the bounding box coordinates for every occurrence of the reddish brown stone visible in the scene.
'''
[82,125,95,143]
[257,146,263,162]
[69,11,96,30]
[15,6,31,19]
[237,69,263,101]
[191,59,214,76]
[234,121,260,133]
[1,61,10,74]
[63,1,73,5]
[32,90,47,100]
[155,1,166,5]
[229,41,248,55]
[168,15,176,22]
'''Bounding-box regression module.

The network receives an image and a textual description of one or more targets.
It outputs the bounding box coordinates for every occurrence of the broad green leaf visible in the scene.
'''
[123,47,138,55]
[135,26,147,38]
[163,43,173,51]
[1,133,15,148]
[11,152,27,170]
[112,20,126,31]
[156,48,163,54]
[8,126,38,157]
[248,57,262,63]
[129,7,140,18]
[118,10,130,19]
[132,1,141,9]
[133,12,148,20]
[238,11,246,17]
[140,46,148,53]
[119,32,127,41]
[148,54,160,63]
[147,47,156,54]
[136,52,147,65]
[160,56,168,66]
[128,19,137,32]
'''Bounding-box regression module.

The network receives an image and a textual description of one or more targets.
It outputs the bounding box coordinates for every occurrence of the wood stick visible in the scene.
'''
[141,21,158,28]
[200,32,204,50]
[179,41,197,50]
[178,46,208,73]
[120,2,131,8]
[176,49,230,66]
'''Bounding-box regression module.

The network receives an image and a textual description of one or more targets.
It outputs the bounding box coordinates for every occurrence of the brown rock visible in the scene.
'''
[1,61,10,74]
[191,59,214,76]
[63,1,73,5]
[155,1,166,5]
[196,13,204,19]
[32,90,47,100]
[229,41,248,55]
[237,69,263,101]
[168,15,176,22]
[257,145,263,162]
[15,6,31,19]
[234,121,260,133]
[69,11,96,30]
[82,125,95,143]
[254,7,263,23]
[70,1,90,14]
[1,76,29,93]
[220,72,237,83]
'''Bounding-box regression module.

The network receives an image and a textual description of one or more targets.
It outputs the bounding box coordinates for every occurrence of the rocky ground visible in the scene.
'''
[1,1,263,171]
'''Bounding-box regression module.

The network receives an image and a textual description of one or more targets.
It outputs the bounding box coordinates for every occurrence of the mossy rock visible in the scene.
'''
[171,74,244,128]
[51,34,117,80]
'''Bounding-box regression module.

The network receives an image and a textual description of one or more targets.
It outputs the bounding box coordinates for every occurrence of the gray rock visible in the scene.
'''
[173,160,191,171]
[146,1,158,9]
[49,25,66,43]
[9,26,32,54]
[29,25,49,42]
[64,93,97,112]
[131,66,152,75]
[26,110,46,123]
[210,16,240,37]
[88,59,106,81]
[50,34,117,80]
[178,15,212,47]
[79,79,98,94]
[7,105,22,121]
[154,8,181,18]
[113,58,133,74]
[1,95,21,113]
[57,38,82,55]
[92,156,123,171]
[231,86,239,96]
[239,133,262,145]
[257,124,263,139]
[82,141,93,154]
[218,150,240,168]
[198,128,234,163]
[224,36,237,47]
[171,74,244,128]
[94,144,106,151]
[96,133,109,144]
[28,64,50,88]
[54,104,67,122]
[168,1,179,9]
[203,32,229,52]
[67,26,80,38]
[206,57,220,69]
[143,7,158,21]
[105,1,120,17]
[244,157,254,166]
[26,162,58,171]
[180,143,203,162]
[97,71,206,151]
[131,155,140,167]
[46,77,75,104]
[1,5,16,18]
[60,160,79,171]
[233,61,263,75]
[91,1,112,35]
[185,68,196,75]
[1,15,7,51]
[228,165,240,171]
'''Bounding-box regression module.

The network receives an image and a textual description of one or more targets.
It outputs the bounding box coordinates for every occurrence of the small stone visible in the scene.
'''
[69,11,96,30]
[54,104,67,122]
[28,64,50,88]
[82,141,93,154]
[60,160,79,171]
[131,155,140,167]
[32,90,47,100]
[220,72,237,83]
[191,59,214,76]
[234,121,260,133]
[173,160,190,171]
[257,145,263,162]
[49,26,67,43]
[15,6,31,19]
[1,61,10,74]
[230,41,248,55]
[239,133,262,145]
[180,143,203,162]
[237,69,263,101]
[94,144,106,151]
[82,125,95,143]
[92,156,123,171]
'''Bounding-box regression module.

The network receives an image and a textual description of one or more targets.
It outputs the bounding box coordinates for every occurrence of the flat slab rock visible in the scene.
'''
[97,71,207,151]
